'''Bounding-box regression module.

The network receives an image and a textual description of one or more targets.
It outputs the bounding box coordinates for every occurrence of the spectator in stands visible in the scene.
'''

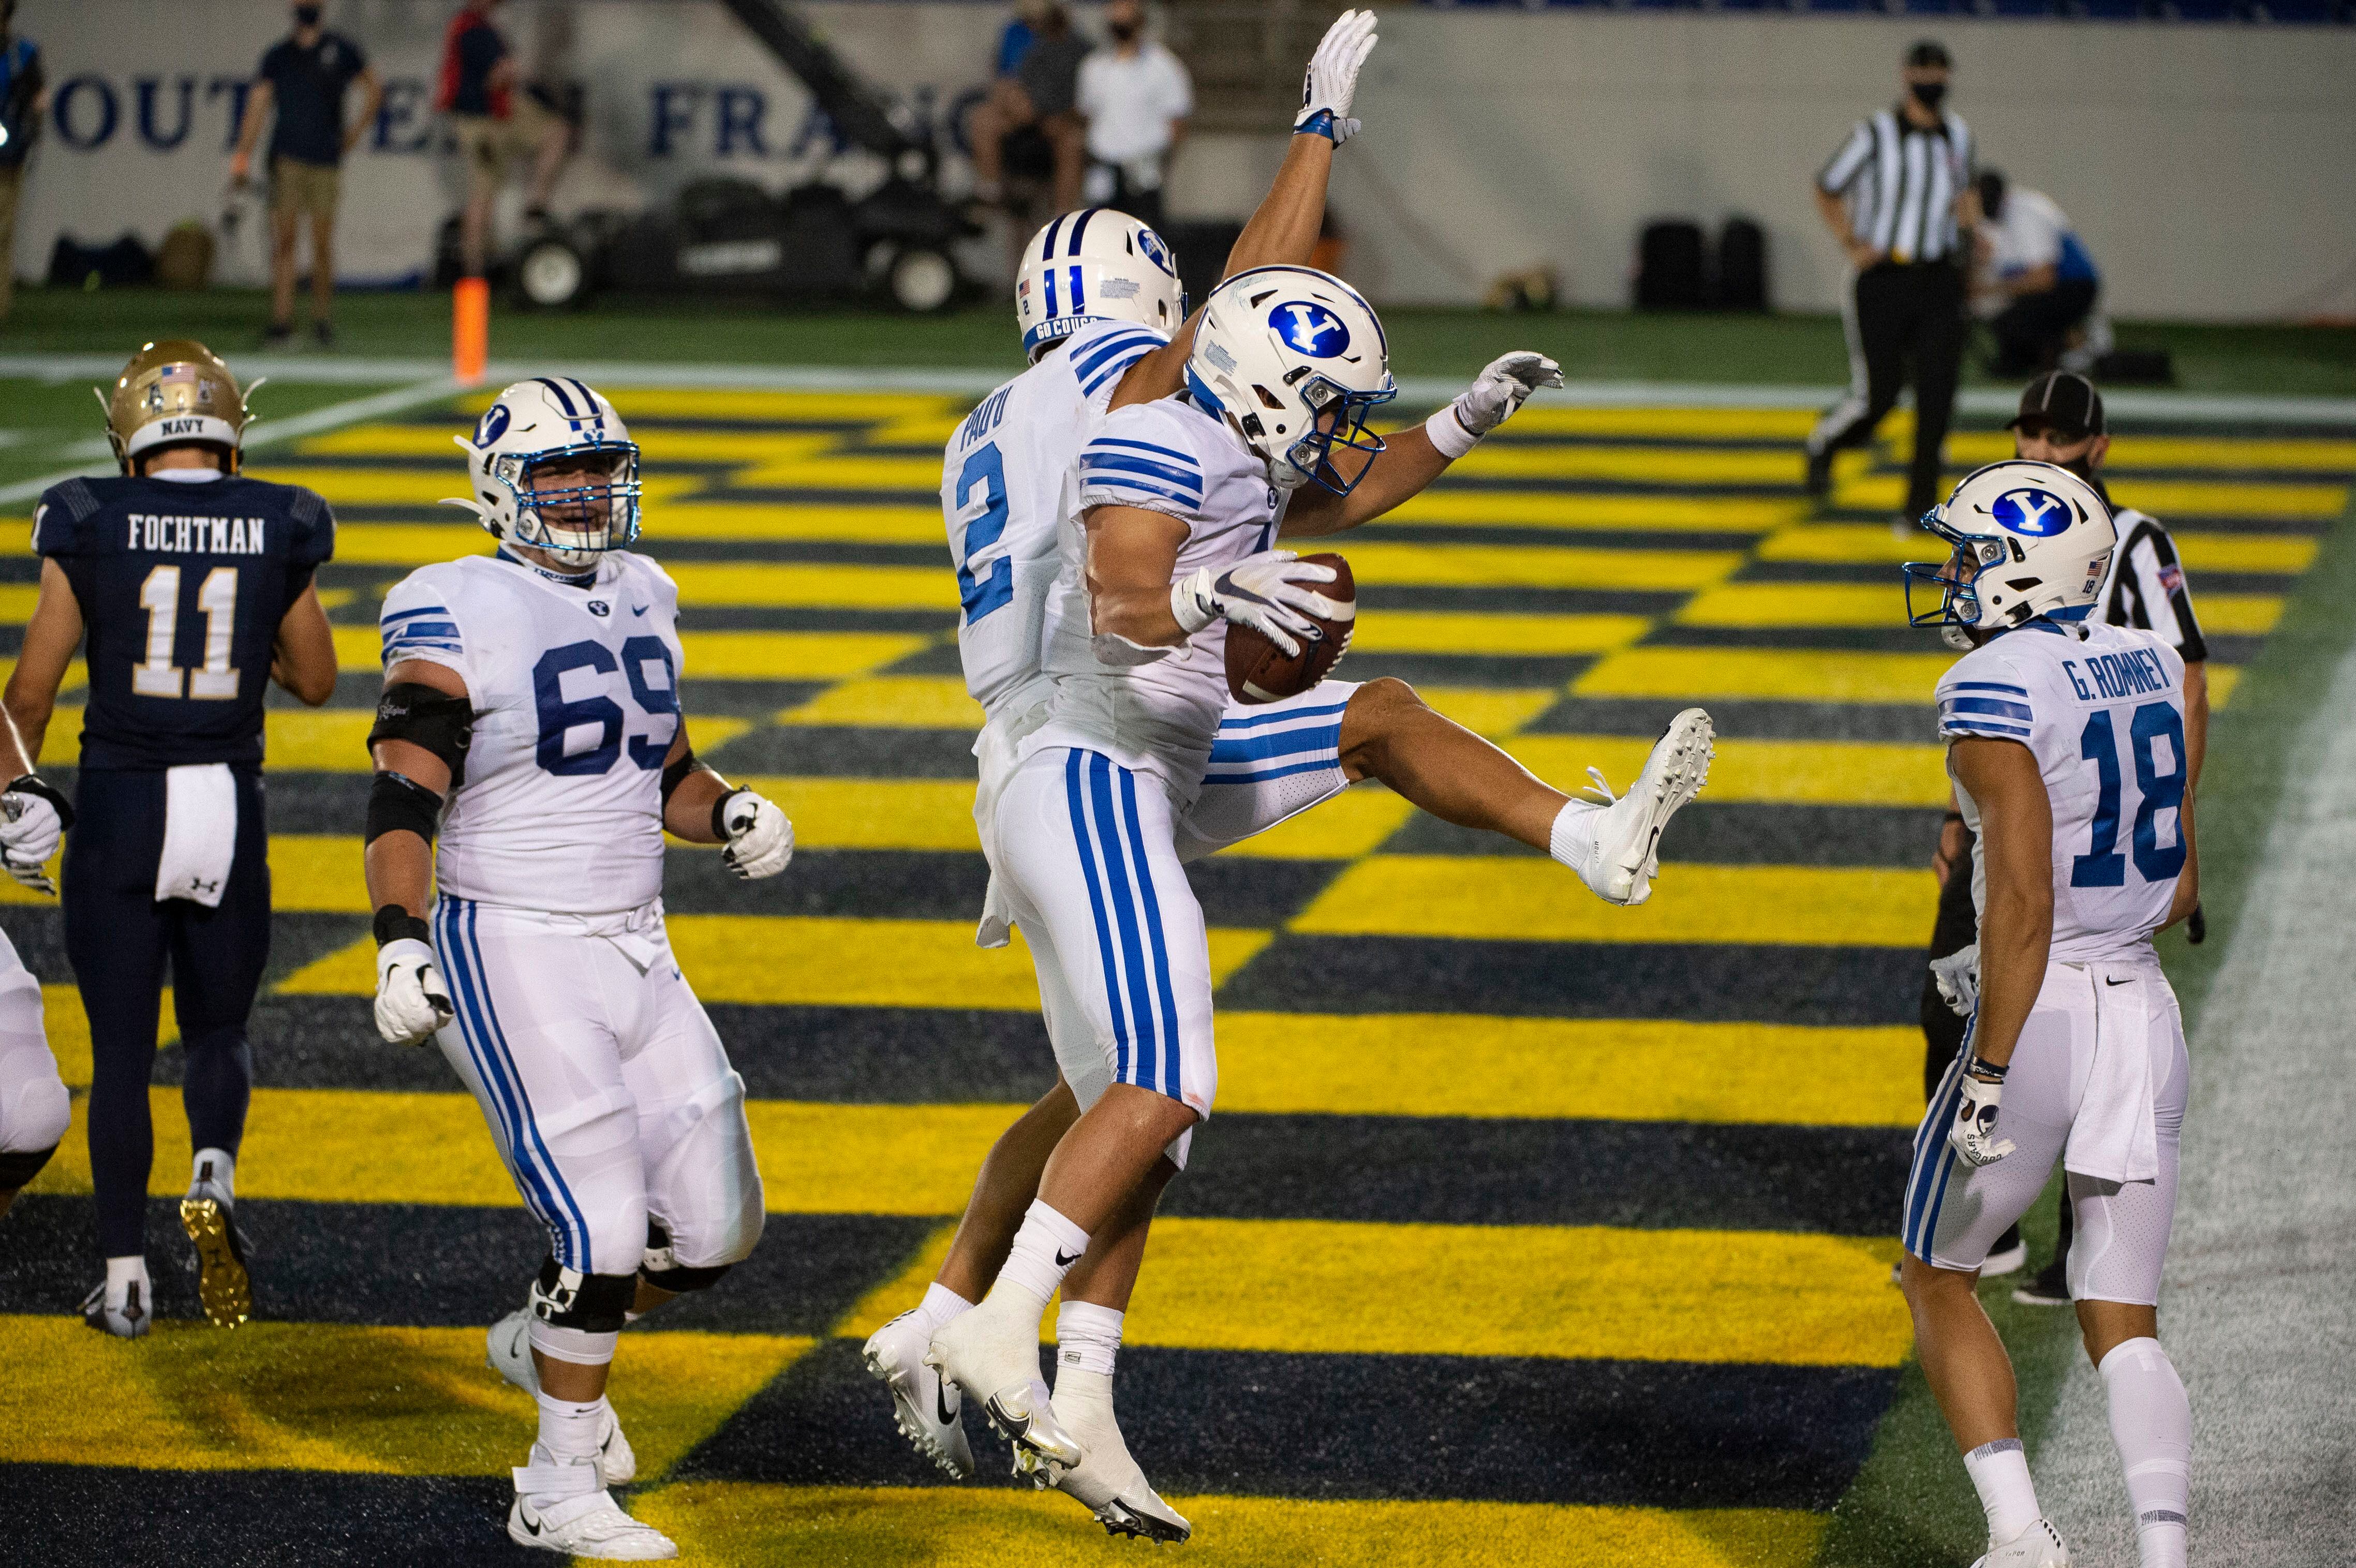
[0,1,47,321]
[1974,169,2102,377]
[1075,0,1192,230]
[969,1,1088,227]
[437,0,568,279]
[230,2,383,348]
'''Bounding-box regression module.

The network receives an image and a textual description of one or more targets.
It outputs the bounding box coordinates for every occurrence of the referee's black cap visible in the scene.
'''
[1906,39,1952,69]
[2008,372,2106,438]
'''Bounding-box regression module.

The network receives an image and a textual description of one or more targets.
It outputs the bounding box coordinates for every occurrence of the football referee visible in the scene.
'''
[1804,39,1974,529]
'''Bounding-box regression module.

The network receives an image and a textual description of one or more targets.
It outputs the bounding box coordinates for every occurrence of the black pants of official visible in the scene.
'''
[1810,261,1967,521]
[67,767,273,1259]
[1988,279,2100,378]
[1089,165,1164,232]
[1920,829,2062,1263]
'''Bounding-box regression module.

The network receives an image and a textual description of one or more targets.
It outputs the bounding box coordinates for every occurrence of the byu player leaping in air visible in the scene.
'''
[1899,462,2197,1568]
[867,16,1710,1540]
[363,378,793,1561]
[879,260,1712,1540]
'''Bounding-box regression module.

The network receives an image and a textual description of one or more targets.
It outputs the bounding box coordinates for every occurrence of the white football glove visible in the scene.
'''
[0,789,63,896]
[1947,1070,2017,1168]
[1170,550,1344,660]
[375,937,454,1047]
[1456,351,1565,439]
[1296,8,1379,144]
[719,789,794,880]
[1930,943,1979,1018]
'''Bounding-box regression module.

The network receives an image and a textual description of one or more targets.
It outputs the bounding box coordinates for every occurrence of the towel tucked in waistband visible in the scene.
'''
[154,763,238,908]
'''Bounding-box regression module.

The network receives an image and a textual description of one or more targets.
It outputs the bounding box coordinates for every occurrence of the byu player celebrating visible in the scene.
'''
[1899,462,2197,1568]
[363,378,792,1560]
[0,700,72,1224]
[872,17,1711,1540]
[905,265,1711,1536]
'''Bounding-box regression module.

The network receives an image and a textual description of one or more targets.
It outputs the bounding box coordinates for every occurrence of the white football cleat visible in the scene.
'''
[508,1445,676,1560]
[80,1261,153,1339]
[864,1308,975,1479]
[926,1300,1085,1480]
[1971,1518,2071,1568]
[486,1308,638,1487]
[1582,706,1714,906]
[1049,1368,1191,1543]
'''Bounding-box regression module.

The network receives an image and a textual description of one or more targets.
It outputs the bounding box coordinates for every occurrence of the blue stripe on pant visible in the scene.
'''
[435,896,593,1270]
[1903,1013,1975,1259]
[1063,750,1183,1101]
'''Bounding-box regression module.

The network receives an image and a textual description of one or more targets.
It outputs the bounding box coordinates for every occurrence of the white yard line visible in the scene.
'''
[0,354,2349,427]
[2032,644,2356,1563]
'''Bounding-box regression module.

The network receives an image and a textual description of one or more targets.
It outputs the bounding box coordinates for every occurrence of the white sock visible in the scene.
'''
[917,1281,974,1334]
[990,1200,1089,1314]
[1548,798,1602,878]
[1056,1300,1124,1378]
[1963,1437,2042,1544]
[105,1254,151,1295]
[534,1388,611,1467]
[2099,1337,2190,1568]
[190,1147,235,1201]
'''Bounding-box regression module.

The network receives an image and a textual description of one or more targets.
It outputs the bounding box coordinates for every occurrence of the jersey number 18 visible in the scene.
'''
[2071,700,2188,888]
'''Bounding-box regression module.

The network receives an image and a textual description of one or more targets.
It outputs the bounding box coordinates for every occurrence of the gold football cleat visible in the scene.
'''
[178,1194,251,1328]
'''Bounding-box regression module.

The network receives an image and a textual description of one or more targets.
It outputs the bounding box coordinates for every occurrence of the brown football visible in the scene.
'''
[1224,552,1355,705]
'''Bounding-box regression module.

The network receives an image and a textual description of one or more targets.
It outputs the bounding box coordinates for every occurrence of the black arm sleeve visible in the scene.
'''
[365,770,444,848]
[368,683,475,787]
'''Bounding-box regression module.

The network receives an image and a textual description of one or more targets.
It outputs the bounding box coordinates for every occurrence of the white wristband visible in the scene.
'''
[1169,568,1217,635]
[1425,404,1480,461]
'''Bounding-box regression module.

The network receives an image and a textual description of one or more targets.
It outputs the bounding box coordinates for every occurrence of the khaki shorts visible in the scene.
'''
[453,96,558,199]
[271,156,340,220]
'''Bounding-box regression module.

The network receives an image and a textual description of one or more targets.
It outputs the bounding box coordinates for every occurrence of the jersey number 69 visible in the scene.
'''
[532,637,678,776]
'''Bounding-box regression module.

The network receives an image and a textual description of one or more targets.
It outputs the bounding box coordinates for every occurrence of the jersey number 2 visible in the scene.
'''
[533,637,677,776]
[2070,702,2188,887]
[953,442,1012,624]
[133,564,240,700]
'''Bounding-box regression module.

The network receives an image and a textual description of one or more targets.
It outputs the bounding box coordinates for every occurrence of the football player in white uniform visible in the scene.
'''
[363,378,794,1561]
[1899,462,2197,1568]
[0,707,72,1222]
[885,264,1712,1540]
[868,16,1712,1541]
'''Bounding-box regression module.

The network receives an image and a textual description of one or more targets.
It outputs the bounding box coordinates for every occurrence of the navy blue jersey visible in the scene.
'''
[34,473,336,770]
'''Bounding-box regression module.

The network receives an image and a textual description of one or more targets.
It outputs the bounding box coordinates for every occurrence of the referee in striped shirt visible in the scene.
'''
[1804,39,1974,529]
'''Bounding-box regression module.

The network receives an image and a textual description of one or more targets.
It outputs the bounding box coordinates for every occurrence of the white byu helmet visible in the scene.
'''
[444,376,643,570]
[1015,208,1186,360]
[1905,460,2116,648]
[1186,264,1396,494]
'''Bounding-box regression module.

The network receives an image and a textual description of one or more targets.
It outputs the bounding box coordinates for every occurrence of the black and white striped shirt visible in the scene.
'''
[1818,107,1974,266]
[2098,506,2209,663]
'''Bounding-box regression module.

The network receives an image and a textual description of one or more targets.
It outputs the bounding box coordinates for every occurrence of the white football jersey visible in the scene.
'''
[378,551,685,913]
[1940,614,2189,963]
[944,319,1172,720]
[1030,393,1286,799]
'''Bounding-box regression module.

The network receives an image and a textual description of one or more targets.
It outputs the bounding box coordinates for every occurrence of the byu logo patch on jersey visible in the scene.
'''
[587,599,611,617]
[1993,486,2073,537]
[1272,302,1350,357]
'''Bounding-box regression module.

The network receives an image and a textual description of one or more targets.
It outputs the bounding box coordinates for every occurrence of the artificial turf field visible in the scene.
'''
[0,292,2350,1565]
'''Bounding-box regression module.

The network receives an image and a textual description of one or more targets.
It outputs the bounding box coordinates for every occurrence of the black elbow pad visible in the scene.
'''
[365,770,444,848]
[368,683,475,787]
[660,748,705,809]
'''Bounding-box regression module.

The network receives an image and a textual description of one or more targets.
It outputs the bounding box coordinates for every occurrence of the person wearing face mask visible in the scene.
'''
[1916,372,2211,1315]
[1073,0,1192,230]
[230,1,383,348]
[1805,39,1975,535]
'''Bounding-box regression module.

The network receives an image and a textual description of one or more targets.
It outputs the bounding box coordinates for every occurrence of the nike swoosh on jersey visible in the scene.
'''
[631,604,649,616]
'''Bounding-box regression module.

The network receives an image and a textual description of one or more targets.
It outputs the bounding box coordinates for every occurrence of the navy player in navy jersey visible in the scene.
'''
[2,340,337,1336]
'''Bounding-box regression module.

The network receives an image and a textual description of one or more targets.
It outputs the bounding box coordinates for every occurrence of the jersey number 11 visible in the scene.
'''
[133,564,241,700]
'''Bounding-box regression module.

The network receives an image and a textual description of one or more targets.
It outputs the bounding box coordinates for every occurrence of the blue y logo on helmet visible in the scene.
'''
[1272,302,1350,357]
[1992,487,2073,537]
[1136,227,1177,278]
[473,403,512,450]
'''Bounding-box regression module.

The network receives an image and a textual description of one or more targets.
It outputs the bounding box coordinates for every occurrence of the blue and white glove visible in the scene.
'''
[717,789,794,880]
[1172,550,1343,660]
[1930,943,1979,1018]
[1947,1060,2017,1167]
[1295,9,1379,145]
[1426,352,1565,458]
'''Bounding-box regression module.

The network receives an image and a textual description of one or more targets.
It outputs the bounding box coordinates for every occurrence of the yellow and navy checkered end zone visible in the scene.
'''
[0,388,2345,1566]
